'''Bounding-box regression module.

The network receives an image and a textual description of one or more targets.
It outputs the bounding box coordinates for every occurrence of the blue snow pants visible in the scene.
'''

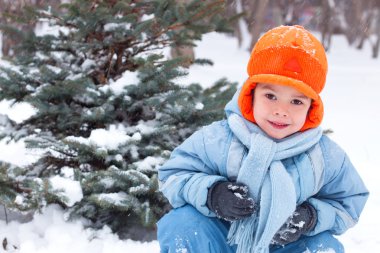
[157,205,345,253]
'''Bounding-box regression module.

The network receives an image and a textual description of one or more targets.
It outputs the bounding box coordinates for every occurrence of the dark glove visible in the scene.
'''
[271,202,317,246]
[206,181,255,221]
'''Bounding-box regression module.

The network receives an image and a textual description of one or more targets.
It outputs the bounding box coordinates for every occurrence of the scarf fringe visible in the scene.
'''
[227,215,259,253]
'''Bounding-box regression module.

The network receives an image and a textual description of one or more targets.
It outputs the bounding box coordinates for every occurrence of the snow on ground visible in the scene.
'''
[1,31,380,252]
[0,205,160,253]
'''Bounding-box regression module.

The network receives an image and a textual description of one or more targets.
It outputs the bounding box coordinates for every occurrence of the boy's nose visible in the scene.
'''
[274,108,288,117]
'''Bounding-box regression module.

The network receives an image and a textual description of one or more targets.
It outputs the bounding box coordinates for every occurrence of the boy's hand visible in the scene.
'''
[271,202,317,246]
[206,181,255,221]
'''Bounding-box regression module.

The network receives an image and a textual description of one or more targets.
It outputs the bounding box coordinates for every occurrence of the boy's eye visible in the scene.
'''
[291,99,303,105]
[265,94,276,100]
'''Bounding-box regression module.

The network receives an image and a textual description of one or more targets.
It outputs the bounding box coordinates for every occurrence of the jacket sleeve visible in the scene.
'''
[158,121,232,216]
[306,136,369,236]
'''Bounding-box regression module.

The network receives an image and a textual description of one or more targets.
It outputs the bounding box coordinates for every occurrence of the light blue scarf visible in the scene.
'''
[227,114,322,253]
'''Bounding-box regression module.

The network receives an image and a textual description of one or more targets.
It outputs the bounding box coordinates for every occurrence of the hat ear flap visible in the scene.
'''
[238,78,257,123]
[301,97,324,131]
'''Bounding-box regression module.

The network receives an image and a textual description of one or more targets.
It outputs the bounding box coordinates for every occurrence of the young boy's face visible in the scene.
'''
[253,83,312,139]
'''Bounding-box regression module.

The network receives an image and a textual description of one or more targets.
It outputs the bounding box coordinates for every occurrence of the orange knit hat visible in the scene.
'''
[238,25,328,131]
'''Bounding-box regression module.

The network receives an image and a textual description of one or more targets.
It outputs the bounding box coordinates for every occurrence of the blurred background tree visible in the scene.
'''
[0,0,61,57]
[223,0,380,58]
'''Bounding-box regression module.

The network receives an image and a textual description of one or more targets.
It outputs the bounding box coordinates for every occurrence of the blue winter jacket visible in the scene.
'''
[158,90,369,236]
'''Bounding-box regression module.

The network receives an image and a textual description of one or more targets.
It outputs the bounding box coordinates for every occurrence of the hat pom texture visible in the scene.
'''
[238,25,328,131]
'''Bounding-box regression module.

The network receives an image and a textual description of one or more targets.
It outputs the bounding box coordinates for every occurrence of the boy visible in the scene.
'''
[157,25,369,253]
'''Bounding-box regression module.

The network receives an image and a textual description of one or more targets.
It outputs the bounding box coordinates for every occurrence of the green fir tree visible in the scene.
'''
[0,0,237,237]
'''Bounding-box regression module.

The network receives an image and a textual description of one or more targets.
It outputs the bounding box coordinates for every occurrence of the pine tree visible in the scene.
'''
[0,0,237,236]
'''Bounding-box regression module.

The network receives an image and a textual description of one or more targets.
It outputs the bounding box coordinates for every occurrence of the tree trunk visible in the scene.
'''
[320,0,335,51]
[247,0,269,50]
[371,8,380,58]
[169,0,196,68]
[0,0,61,57]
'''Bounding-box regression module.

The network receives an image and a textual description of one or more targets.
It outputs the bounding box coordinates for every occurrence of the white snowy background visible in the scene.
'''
[0,29,379,252]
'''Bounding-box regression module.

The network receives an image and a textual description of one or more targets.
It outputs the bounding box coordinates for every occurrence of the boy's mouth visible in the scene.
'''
[268,120,289,129]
